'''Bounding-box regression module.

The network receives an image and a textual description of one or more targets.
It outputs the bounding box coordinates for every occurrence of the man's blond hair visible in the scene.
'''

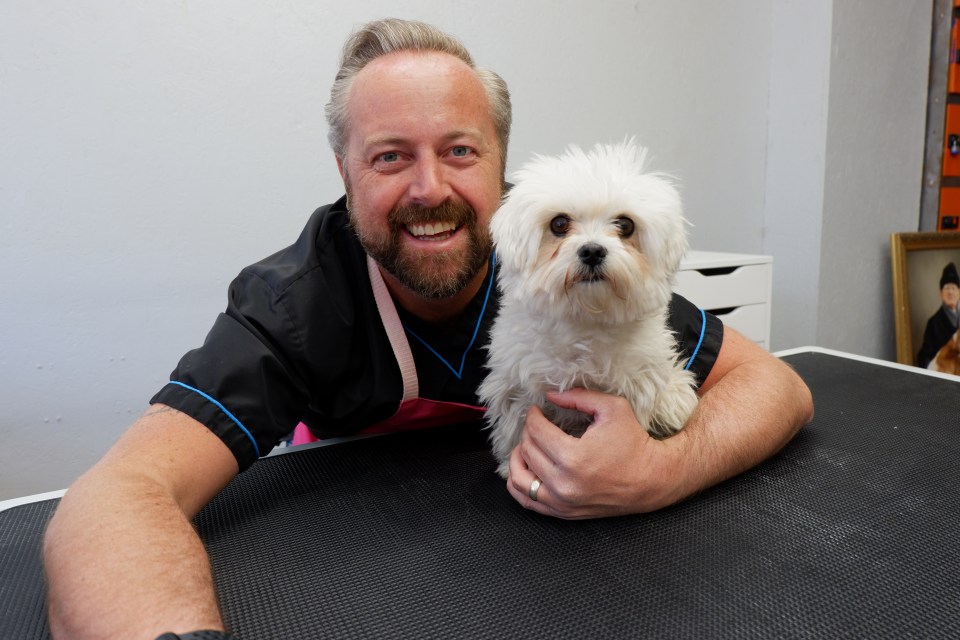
[325,18,511,173]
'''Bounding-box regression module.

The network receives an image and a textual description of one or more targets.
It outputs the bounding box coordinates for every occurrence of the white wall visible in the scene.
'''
[816,0,932,357]
[0,0,933,498]
[763,0,833,349]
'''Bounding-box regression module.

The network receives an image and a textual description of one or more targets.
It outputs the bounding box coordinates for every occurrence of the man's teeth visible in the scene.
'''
[407,222,457,238]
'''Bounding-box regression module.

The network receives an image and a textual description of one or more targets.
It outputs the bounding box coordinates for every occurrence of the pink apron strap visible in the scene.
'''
[366,254,419,402]
[292,255,419,446]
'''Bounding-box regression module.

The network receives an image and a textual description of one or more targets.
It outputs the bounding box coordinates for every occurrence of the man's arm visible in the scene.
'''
[43,404,240,639]
[505,327,814,518]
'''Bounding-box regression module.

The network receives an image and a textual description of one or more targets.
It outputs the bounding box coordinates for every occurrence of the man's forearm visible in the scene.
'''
[43,406,240,640]
[669,353,813,505]
[44,468,226,640]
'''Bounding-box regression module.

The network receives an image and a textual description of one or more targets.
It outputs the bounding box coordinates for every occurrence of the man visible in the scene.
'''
[917,262,960,369]
[43,18,813,640]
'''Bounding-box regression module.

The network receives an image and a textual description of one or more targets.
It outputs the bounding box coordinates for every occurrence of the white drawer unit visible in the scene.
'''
[674,251,773,349]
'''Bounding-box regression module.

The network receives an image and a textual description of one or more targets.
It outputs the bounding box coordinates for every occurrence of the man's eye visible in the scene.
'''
[549,215,570,237]
[450,146,471,158]
[614,215,635,238]
[378,152,400,163]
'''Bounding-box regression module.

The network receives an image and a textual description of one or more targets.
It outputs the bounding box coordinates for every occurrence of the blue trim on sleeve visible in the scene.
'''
[167,380,261,458]
[684,307,707,371]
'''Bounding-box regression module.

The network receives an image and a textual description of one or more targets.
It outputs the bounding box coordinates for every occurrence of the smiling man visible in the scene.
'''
[43,18,812,640]
[339,49,501,312]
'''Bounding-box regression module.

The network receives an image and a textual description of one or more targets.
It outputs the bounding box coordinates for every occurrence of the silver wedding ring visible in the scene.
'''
[529,478,542,501]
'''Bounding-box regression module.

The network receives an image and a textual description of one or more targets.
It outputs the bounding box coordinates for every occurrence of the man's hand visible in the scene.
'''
[506,327,814,519]
[506,388,686,518]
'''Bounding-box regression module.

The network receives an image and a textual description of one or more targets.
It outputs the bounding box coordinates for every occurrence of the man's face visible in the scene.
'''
[338,51,504,300]
[942,283,960,310]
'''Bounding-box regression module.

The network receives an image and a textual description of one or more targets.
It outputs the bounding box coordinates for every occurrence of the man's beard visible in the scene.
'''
[349,197,493,300]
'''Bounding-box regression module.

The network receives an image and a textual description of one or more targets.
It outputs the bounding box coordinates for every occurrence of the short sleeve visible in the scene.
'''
[667,293,724,387]
[151,271,310,471]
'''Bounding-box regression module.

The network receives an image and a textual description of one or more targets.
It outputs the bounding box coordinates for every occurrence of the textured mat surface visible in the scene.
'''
[0,500,57,640]
[4,351,960,639]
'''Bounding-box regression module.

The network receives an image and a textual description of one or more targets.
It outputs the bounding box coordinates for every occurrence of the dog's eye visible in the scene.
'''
[549,215,571,237]
[614,216,635,238]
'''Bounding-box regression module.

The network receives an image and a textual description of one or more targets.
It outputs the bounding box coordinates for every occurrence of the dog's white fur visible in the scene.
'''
[479,139,699,477]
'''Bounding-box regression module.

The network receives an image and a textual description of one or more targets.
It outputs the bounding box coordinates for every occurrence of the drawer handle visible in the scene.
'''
[694,266,738,277]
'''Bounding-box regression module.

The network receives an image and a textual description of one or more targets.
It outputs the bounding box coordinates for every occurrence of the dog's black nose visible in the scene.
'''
[578,243,607,267]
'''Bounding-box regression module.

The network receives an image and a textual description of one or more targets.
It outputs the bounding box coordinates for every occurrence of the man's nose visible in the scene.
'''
[408,156,452,207]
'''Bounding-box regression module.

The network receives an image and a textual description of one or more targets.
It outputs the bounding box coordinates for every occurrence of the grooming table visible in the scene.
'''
[3,348,959,638]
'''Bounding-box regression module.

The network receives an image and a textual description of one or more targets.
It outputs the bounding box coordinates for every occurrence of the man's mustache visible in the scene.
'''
[388,200,477,229]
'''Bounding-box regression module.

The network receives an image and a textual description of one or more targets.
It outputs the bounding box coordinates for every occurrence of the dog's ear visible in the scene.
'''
[632,174,688,278]
[643,213,688,279]
[490,192,542,276]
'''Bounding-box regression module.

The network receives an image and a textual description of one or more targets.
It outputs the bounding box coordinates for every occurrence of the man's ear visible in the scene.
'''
[335,155,346,180]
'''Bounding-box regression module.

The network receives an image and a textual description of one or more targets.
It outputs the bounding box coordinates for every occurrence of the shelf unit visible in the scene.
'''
[675,251,773,349]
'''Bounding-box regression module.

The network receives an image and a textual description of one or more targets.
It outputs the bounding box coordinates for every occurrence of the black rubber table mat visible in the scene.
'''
[3,351,959,639]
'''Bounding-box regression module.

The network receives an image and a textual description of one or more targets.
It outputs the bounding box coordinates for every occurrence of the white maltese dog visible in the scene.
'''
[479,139,699,478]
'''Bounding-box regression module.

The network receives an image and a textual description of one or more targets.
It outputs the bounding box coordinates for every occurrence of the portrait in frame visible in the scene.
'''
[890,231,960,370]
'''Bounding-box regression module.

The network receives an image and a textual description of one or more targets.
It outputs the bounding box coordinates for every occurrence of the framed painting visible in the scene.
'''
[890,231,960,370]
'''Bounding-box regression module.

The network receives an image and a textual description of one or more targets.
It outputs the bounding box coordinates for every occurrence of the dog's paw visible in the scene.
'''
[649,375,699,437]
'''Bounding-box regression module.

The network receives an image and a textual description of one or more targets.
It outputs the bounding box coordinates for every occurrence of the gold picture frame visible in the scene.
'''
[890,231,960,366]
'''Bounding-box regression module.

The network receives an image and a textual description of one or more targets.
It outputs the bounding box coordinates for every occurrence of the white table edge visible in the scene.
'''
[0,489,67,513]
[775,345,960,382]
